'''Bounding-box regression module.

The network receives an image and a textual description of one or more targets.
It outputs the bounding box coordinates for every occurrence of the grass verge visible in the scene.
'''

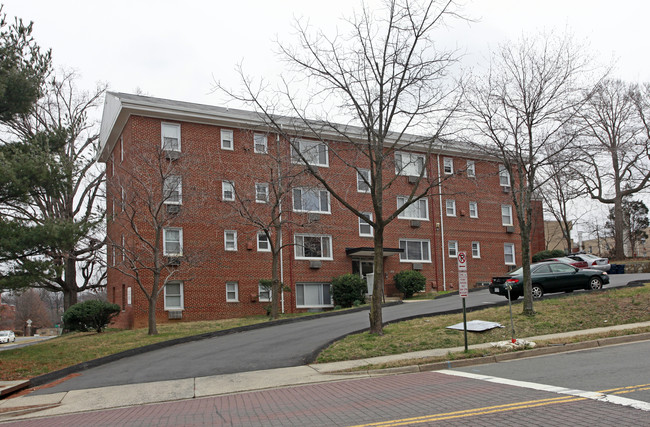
[316,284,650,363]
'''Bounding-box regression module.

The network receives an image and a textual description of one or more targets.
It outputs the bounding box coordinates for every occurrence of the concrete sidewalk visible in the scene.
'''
[1,321,649,423]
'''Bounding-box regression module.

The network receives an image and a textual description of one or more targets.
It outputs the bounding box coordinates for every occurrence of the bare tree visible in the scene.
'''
[0,71,106,310]
[221,0,464,334]
[110,144,204,335]
[466,33,596,315]
[576,79,650,259]
[13,289,51,333]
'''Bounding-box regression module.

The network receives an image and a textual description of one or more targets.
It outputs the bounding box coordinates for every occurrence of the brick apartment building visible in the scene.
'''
[98,92,544,329]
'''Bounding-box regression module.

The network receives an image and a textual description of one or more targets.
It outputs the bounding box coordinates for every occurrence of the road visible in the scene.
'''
[10,340,650,426]
[32,273,650,395]
[0,336,56,352]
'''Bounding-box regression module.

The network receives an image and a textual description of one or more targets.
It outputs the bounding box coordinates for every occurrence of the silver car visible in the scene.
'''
[568,253,610,272]
[0,330,15,343]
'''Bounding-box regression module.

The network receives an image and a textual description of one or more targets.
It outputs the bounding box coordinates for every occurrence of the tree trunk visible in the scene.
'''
[520,225,534,316]
[62,257,78,311]
[613,196,626,259]
[62,288,77,313]
[148,296,158,335]
[369,227,384,335]
[270,249,281,320]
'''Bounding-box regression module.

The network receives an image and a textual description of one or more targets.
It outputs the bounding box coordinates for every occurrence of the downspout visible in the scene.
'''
[437,153,447,291]
[277,133,285,314]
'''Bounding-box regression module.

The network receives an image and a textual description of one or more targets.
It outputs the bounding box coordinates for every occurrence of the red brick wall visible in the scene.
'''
[105,115,539,328]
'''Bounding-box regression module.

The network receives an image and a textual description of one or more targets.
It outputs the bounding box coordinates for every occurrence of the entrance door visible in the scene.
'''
[352,260,374,279]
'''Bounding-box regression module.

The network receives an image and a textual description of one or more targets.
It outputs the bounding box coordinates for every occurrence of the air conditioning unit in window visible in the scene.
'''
[167,257,182,266]
[166,204,180,214]
[308,213,321,222]
[410,220,421,228]
[309,260,322,269]
[412,263,423,270]
[502,186,510,193]
[168,310,182,319]
[408,175,419,184]
[165,150,181,161]
[505,226,515,233]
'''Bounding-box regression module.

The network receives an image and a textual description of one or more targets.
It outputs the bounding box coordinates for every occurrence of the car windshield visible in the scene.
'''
[508,267,523,276]
[0,331,9,336]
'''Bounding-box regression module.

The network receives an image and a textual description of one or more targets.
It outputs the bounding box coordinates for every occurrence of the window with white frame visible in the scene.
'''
[357,169,371,193]
[221,129,233,150]
[121,186,126,212]
[164,282,183,310]
[296,283,332,308]
[499,164,511,187]
[397,197,428,220]
[294,234,332,259]
[120,136,124,163]
[399,239,431,262]
[163,228,182,256]
[443,157,454,174]
[121,235,125,262]
[222,180,235,201]
[291,139,328,167]
[446,199,456,216]
[467,160,475,177]
[359,212,373,237]
[224,230,237,251]
[162,123,181,152]
[163,175,182,204]
[253,133,267,153]
[258,281,271,302]
[111,244,116,267]
[292,188,330,213]
[255,183,269,203]
[448,240,458,257]
[395,152,426,177]
[504,243,516,265]
[257,232,270,252]
[472,241,481,258]
[469,201,478,218]
[226,282,239,302]
[502,205,513,226]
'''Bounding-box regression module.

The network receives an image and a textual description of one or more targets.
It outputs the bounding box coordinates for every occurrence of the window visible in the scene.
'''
[111,244,116,267]
[359,212,373,237]
[469,201,478,218]
[504,243,516,265]
[472,241,481,258]
[446,199,456,216]
[120,136,124,163]
[163,228,183,256]
[163,175,182,204]
[443,157,454,174]
[448,240,458,258]
[293,188,330,213]
[258,282,271,302]
[224,230,237,251]
[162,123,181,152]
[395,152,426,177]
[121,235,125,262]
[399,239,431,262]
[253,133,267,153]
[255,183,269,203]
[502,205,513,226]
[397,197,428,220]
[257,232,270,252]
[292,139,328,167]
[226,282,239,302]
[297,283,332,308]
[467,160,475,177]
[121,186,126,212]
[222,181,235,201]
[221,129,233,150]
[164,282,183,310]
[499,164,511,187]
[294,234,333,260]
[357,169,371,193]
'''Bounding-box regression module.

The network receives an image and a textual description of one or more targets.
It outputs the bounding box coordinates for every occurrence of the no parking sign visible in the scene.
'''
[457,252,468,298]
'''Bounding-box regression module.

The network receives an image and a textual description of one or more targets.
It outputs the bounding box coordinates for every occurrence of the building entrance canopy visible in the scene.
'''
[345,247,403,258]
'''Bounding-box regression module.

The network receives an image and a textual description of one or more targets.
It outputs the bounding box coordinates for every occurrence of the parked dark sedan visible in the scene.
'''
[490,261,610,300]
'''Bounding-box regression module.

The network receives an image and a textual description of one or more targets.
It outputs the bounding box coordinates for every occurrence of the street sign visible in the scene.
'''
[457,252,467,271]
[458,271,468,297]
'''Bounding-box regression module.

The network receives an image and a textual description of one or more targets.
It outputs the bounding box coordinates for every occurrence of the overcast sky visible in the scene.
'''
[4,0,649,238]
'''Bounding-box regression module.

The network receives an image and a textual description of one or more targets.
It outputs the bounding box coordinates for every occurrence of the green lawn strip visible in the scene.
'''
[316,284,650,363]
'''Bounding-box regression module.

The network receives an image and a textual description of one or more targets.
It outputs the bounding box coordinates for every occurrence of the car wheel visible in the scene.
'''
[588,277,603,291]
[531,285,544,299]
[508,292,519,301]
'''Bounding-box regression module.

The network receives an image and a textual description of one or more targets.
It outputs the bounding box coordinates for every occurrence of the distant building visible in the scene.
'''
[98,92,545,328]
[0,294,16,331]
[581,227,649,259]
[544,220,573,253]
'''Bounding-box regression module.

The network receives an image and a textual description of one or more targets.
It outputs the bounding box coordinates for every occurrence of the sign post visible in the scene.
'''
[457,252,469,352]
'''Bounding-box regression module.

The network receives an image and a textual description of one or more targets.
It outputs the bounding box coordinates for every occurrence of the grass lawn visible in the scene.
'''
[316,283,650,363]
